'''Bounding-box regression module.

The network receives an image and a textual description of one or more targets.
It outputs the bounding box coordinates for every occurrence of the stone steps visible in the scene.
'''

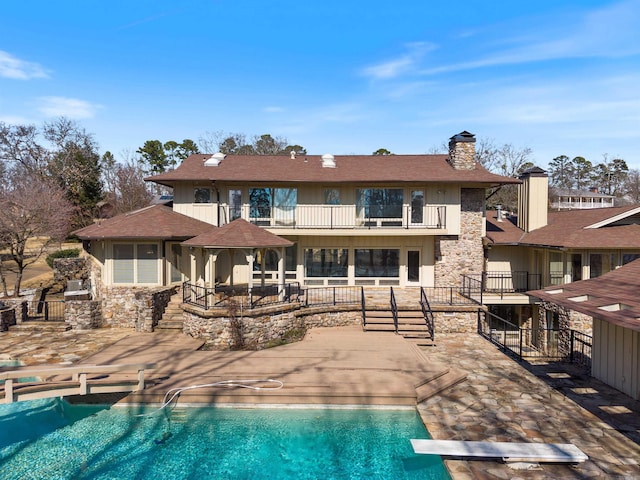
[155,294,185,331]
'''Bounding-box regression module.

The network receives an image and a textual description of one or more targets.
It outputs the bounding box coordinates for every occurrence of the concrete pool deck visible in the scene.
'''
[2,325,640,478]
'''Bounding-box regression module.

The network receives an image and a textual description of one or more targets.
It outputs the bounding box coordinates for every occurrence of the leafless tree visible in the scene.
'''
[0,175,74,296]
[623,168,640,204]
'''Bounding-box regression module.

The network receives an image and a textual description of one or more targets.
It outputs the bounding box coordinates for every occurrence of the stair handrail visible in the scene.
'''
[360,286,367,328]
[390,287,399,334]
[420,286,435,341]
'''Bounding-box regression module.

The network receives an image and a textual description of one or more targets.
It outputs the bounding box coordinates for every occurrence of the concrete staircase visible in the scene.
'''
[155,293,185,332]
[363,309,433,340]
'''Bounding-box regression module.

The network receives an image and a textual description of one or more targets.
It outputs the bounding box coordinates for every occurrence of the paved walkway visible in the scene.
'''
[2,326,640,478]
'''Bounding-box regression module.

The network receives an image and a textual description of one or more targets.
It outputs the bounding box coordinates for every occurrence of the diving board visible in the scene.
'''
[411,439,588,463]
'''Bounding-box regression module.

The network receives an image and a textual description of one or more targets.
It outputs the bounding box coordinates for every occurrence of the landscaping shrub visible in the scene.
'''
[46,248,81,269]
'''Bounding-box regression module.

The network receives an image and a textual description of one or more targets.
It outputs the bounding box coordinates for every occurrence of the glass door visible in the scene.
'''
[407,250,420,284]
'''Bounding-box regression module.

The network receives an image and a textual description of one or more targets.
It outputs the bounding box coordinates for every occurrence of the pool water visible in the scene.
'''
[0,399,449,479]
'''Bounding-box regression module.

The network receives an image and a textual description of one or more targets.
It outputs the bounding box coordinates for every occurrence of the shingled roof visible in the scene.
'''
[73,204,214,240]
[529,259,640,332]
[182,218,293,249]
[146,154,521,187]
[486,205,640,249]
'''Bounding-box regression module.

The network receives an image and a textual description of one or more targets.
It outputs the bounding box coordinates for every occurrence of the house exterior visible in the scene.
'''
[529,260,640,401]
[550,187,616,210]
[75,131,519,296]
[481,167,640,332]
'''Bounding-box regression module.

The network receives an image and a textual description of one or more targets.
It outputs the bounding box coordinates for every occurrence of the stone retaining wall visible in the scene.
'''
[0,307,16,331]
[65,300,102,330]
[433,310,479,333]
[183,307,362,350]
[53,257,89,292]
[101,286,176,331]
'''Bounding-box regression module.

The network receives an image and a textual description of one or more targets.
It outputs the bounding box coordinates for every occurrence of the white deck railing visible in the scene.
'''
[0,363,156,404]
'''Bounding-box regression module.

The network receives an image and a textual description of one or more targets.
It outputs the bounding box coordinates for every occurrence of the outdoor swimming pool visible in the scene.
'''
[0,399,449,479]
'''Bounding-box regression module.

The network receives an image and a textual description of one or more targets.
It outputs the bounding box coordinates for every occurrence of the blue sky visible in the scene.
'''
[1,0,639,169]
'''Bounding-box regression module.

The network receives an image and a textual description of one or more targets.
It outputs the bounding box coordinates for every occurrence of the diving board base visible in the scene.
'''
[410,439,588,463]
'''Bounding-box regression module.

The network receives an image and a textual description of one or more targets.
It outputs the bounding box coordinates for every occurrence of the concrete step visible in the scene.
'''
[156,321,184,330]
[415,368,467,403]
[10,322,71,333]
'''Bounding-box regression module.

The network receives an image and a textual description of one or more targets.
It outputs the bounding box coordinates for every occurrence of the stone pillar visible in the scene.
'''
[434,188,485,287]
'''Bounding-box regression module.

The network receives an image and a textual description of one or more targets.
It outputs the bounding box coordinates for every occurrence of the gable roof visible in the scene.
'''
[182,218,293,249]
[528,259,640,332]
[486,204,640,249]
[146,154,521,187]
[73,204,214,240]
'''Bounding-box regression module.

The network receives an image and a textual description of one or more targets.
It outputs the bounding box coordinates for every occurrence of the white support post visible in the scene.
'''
[5,379,13,403]
[79,373,87,395]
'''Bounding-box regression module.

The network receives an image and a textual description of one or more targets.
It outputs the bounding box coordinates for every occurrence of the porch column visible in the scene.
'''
[278,246,285,300]
[246,250,255,291]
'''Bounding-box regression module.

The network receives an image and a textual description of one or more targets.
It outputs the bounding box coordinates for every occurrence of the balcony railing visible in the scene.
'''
[461,271,542,300]
[220,204,446,230]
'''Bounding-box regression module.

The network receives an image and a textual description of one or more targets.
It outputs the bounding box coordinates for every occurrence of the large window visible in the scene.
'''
[304,249,348,277]
[356,189,403,220]
[253,246,298,272]
[355,249,399,277]
[194,188,211,203]
[113,243,159,284]
[229,189,242,221]
[589,253,615,278]
[249,188,297,225]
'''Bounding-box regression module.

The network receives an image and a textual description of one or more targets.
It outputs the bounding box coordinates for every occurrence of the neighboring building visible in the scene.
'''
[529,259,640,401]
[550,187,615,210]
[75,131,519,292]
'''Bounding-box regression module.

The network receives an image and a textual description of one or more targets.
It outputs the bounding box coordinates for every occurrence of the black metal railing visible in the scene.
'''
[304,286,363,307]
[460,275,483,304]
[23,300,65,322]
[361,287,367,328]
[390,287,399,334]
[478,310,592,366]
[461,272,542,300]
[182,282,303,310]
[421,286,478,305]
[420,287,435,341]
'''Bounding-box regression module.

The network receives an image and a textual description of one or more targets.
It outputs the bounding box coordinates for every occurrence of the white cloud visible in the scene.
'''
[0,50,49,80]
[37,96,102,119]
[420,0,640,76]
[361,42,437,79]
[263,106,285,113]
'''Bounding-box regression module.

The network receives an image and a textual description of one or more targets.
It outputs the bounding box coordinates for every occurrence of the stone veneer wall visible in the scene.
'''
[183,308,362,350]
[0,306,16,331]
[53,257,89,292]
[65,300,102,330]
[1,299,26,325]
[101,286,176,332]
[432,310,479,333]
[435,188,485,287]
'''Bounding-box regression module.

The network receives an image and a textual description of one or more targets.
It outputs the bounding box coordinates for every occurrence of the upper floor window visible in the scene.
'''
[356,188,403,219]
[194,188,211,203]
[229,189,242,221]
[249,188,297,225]
[324,188,341,205]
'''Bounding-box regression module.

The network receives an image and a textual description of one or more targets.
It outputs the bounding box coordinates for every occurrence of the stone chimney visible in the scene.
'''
[517,166,548,233]
[447,131,476,170]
